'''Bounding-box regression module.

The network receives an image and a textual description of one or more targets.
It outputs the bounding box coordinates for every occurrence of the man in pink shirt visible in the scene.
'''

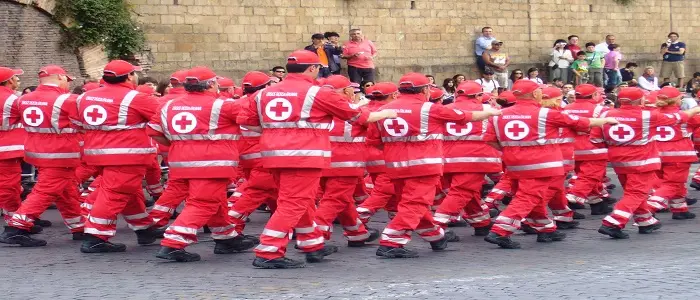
[342,28,377,83]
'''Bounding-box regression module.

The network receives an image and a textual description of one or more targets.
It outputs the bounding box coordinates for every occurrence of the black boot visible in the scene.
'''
[72,232,88,241]
[305,245,338,263]
[520,223,538,234]
[203,226,212,233]
[29,225,43,234]
[488,208,499,218]
[638,222,662,234]
[253,257,306,269]
[213,236,257,254]
[0,226,47,247]
[155,246,201,262]
[447,218,468,228]
[484,232,520,249]
[501,195,512,205]
[34,219,52,227]
[572,211,586,220]
[590,202,612,215]
[375,245,419,258]
[135,228,160,245]
[672,212,696,220]
[473,224,492,236]
[685,197,698,206]
[555,220,579,230]
[598,225,629,239]
[430,236,449,251]
[444,229,460,242]
[348,228,380,247]
[80,234,127,253]
[241,234,260,245]
[536,230,567,243]
[602,197,618,205]
[690,181,700,191]
[569,202,586,210]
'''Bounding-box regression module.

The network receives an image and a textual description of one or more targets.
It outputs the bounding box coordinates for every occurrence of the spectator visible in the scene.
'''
[565,35,581,57]
[551,78,564,88]
[548,39,574,84]
[525,67,544,85]
[156,80,171,96]
[595,34,615,55]
[474,27,496,74]
[453,74,466,86]
[304,33,342,78]
[475,70,500,95]
[585,42,605,87]
[561,83,574,105]
[21,86,36,95]
[441,78,456,102]
[361,80,375,94]
[508,69,524,89]
[685,72,700,94]
[660,32,687,88]
[138,76,159,91]
[681,89,699,110]
[269,76,281,85]
[570,51,589,85]
[482,40,510,91]
[426,75,435,85]
[271,66,286,81]
[620,62,638,85]
[603,44,622,88]
[637,66,660,91]
[429,87,445,104]
[342,28,377,83]
[324,31,343,75]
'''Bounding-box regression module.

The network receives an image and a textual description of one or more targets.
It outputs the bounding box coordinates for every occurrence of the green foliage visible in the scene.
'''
[613,0,635,5]
[55,0,145,59]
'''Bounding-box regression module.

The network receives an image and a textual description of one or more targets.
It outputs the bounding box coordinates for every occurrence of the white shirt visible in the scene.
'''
[549,49,574,68]
[595,42,610,55]
[475,78,500,93]
[681,97,698,111]
[526,77,544,85]
[637,76,660,91]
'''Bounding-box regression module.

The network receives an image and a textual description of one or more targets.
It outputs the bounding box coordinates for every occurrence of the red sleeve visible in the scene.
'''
[589,126,605,145]
[222,100,242,124]
[146,102,165,138]
[547,109,591,132]
[688,114,700,130]
[482,117,497,142]
[366,121,382,147]
[133,93,159,121]
[62,94,80,129]
[236,94,262,127]
[314,88,369,124]
[432,105,473,124]
[651,111,688,127]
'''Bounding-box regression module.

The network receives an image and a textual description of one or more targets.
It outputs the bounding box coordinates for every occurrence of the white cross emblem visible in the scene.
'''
[446,122,473,136]
[265,98,293,121]
[504,120,529,140]
[171,112,197,134]
[83,105,108,126]
[22,107,44,127]
[655,126,675,142]
[608,124,635,142]
[383,117,409,137]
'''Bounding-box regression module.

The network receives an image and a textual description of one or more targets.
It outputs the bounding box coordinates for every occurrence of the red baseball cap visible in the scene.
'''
[82,82,100,92]
[542,87,563,99]
[429,87,445,100]
[364,85,376,95]
[456,81,483,95]
[574,84,597,97]
[371,82,398,97]
[323,75,352,90]
[241,71,271,88]
[186,66,217,83]
[351,82,361,94]
[169,70,188,85]
[657,86,682,99]
[38,65,75,81]
[287,50,321,65]
[481,93,492,103]
[399,72,430,88]
[511,80,540,96]
[103,60,142,77]
[497,91,517,104]
[617,87,645,103]
[218,77,236,88]
[0,67,23,82]
[233,87,243,98]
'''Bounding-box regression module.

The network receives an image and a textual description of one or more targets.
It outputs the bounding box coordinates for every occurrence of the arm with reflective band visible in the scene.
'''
[314,88,369,124]
[366,122,382,147]
[652,111,687,127]
[432,105,473,124]
[236,91,262,127]
[547,109,591,132]
[1,93,21,131]
[146,102,166,138]
[132,94,160,122]
[62,95,82,131]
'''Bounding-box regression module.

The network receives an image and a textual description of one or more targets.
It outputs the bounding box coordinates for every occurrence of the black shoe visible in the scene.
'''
[29,225,43,234]
[569,202,586,210]
[203,226,212,233]
[605,183,616,190]
[305,245,338,263]
[0,226,47,247]
[484,232,521,249]
[348,228,380,247]
[48,204,57,210]
[253,257,306,269]
[135,228,159,245]
[488,208,499,218]
[150,227,166,238]
[80,234,127,253]
[430,236,449,251]
[685,197,698,206]
[536,230,567,242]
[72,232,88,241]
[145,198,156,208]
[242,234,261,245]
[573,211,586,220]
[656,208,670,213]
[170,211,179,220]
[555,220,579,230]
[444,229,460,242]
[375,245,419,258]
[597,225,629,239]
[590,202,613,215]
[474,224,492,236]
[672,212,696,220]
[501,195,512,205]
[155,246,201,262]
[520,223,538,234]
[690,181,700,191]
[638,222,662,234]
[34,219,52,227]
[447,219,468,228]
[213,236,257,254]
[602,197,618,205]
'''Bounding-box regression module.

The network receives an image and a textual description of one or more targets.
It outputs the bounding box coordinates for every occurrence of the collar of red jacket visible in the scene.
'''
[35,84,68,94]
[658,104,680,112]
[105,82,137,90]
[0,86,15,95]
[285,73,315,84]
[397,93,428,103]
[619,104,643,110]
[454,95,480,104]
[512,99,540,107]
[219,91,233,99]
[168,87,185,95]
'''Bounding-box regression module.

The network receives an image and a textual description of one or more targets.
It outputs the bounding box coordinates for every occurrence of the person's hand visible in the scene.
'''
[382,110,398,119]
[484,106,501,116]
[604,117,619,124]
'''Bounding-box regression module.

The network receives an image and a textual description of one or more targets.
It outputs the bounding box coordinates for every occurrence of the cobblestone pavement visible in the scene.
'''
[3,169,700,299]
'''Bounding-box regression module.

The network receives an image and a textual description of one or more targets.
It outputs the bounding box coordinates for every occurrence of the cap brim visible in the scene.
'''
[13,69,24,76]
[133,66,143,72]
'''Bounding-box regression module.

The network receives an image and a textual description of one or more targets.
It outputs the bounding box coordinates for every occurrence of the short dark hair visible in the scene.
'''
[399,86,427,94]
[271,66,285,72]
[372,95,390,101]
[608,44,619,51]
[71,86,83,95]
[102,73,132,84]
[625,62,638,68]
[184,81,212,92]
[585,42,596,48]
[138,76,158,85]
[567,35,579,40]
[668,32,679,38]
[244,84,267,95]
[285,64,314,74]
[311,33,325,40]
[553,78,563,82]
[693,72,700,78]
[576,51,586,57]
[0,80,10,87]
[324,31,340,39]
[481,26,492,32]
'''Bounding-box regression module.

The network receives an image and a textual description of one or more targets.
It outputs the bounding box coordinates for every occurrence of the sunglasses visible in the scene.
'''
[274,70,286,73]
[364,84,374,88]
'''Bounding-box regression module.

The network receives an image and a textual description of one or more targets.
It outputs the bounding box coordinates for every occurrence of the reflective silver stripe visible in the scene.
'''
[343,120,353,140]
[148,123,162,133]
[169,160,239,168]
[610,158,661,168]
[255,89,265,125]
[208,224,235,233]
[381,235,410,244]
[295,224,316,234]
[574,149,608,155]
[443,135,485,141]
[558,138,575,143]
[641,110,650,143]
[330,161,366,168]
[25,127,77,134]
[123,212,149,220]
[255,244,279,252]
[208,99,224,135]
[329,136,366,143]
[366,160,385,166]
[152,204,174,213]
[590,138,605,143]
[443,157,502,164]
[507,161,563,172]
[260,150,331,157]
[241,130,261,137]
[563,159,574,165]
[262,228,288,238]
[681,123,690,137]
[659,151,696,157]
[84,228,116,236]
[77,122,148,131]
[420,102,432,135]
[163,233,196,244]
[381,134,443,143]
[25,152,80,159]
[88,216,116,225]
[169,225,198,235]
[118,90,139,126]
[492,116,501,141]
[168,134,240,141]
[592,105,604,118]
[160,100,174,140]
[240,152,262,160]
[300,86,321,121]
[499,139,560,147]
[386,157,443,168]
[0,145,24,152]
[297,237,324,247]
[83,147,157,155]
[1,94,18,130]
[261,121,331,129]
[537,108,549,140]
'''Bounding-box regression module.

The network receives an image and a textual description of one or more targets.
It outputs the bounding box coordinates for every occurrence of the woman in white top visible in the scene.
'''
[637,66,660,91]
[526,67,544,85]
[549,39,574,84]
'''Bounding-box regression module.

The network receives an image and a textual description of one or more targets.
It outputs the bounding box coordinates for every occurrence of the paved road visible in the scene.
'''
[2,169,700,299]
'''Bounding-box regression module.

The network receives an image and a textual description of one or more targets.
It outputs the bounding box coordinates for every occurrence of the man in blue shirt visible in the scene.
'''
[474,27,496,74]
[660,32,686,88]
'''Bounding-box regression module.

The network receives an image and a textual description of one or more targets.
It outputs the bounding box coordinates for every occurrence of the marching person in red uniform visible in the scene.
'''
[0,65,86,246]
[485,80,617,249]
[368,73,499,258]
[593,87,700,239]
[146,66,256,262]
[237,50,396,269]
[75,60,162,253]
[433,81,500,237]
[218,77,236,99]
[0,67,25,226]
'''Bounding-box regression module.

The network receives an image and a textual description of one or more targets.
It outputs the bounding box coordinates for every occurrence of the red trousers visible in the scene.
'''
[9,167,85,232]
[379,175,445,248]
[75,163,99,184]
[357,173,398,223]
[567,160,607,205]
[492,177,557,237]
[161,178,238,249]
[648,162,691,213]
[145,159,163,196]
[434,172,491,229]
[228,168,278,234]
[353,178,369,203]
[603,171,659,229]
[149,178,188,228]
[484,171,516,208]
[315,176,370,241]
[83,166,154,240]
[254,168,324,260]
[543,176,574,223]
[692,165,700,184]
[80,176,101,217]
[0,158,22,223]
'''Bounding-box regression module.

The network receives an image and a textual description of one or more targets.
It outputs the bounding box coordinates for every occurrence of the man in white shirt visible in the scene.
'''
[475,70,500,95]
[595,35,615,55]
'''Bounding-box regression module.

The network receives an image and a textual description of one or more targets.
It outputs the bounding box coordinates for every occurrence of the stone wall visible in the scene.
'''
[131,0,700,83]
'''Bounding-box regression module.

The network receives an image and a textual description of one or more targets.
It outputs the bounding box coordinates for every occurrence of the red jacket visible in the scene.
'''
[488,101,591,179]
[442,98,502,174]
[235,94,262,169]
[74,82,159,166]
[147,90,241,179]
[237,74,369,169]
[323,112,368,177]
[0,86,24,160]
[18,84,81,167]
[368,94,474,179]
[155,87,187,156]
[562,99,609,161]
[365,100,390,174]
[653,105,699,163]
[591,105,687,174]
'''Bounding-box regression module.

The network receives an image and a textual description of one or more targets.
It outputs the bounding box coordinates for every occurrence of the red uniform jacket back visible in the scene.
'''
[562,99,608,161]
[235,94,263,169]
[442,99,501,174]
[154,87,187,156]
[0,86,25,160]
[365,100,390,174]
[324,112,367,177]
[654,105,700,163]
